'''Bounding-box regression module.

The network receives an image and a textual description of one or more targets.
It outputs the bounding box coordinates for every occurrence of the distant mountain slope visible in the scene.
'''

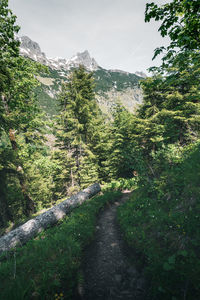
[19,36,144,116]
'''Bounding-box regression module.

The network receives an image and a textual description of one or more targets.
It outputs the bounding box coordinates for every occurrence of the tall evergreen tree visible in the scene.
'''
[0,0,50,226]
[107,105,135,179]
[55,65,100,193]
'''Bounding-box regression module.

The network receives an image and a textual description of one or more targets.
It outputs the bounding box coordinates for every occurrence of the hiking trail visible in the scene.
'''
[80,191,146,300]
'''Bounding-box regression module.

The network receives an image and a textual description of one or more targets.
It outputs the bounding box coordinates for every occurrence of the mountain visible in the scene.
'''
[19,36,99,71]
[19,36,144,116]
[135,71,147,78]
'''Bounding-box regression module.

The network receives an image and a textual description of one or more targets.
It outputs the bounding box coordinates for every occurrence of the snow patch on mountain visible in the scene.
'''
[135,71,147,78]
[19,36,99,71]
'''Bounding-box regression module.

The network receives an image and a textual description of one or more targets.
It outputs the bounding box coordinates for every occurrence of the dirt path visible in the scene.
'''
[81,192,146,300]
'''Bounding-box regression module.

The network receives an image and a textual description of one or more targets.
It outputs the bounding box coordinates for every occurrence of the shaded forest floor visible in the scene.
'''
[80,191,147,300]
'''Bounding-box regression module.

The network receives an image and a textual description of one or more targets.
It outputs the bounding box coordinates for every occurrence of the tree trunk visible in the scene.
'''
[8,129,35,216]
[0,183,101,256]
[0,188,13,227]
[0,169,13,226]
[9,129,35,216]
[2,95,35,216]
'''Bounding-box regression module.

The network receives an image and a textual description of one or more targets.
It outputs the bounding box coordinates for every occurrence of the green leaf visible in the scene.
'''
[163,262,174,271]
[179,250,187,257]
[168,255,176,264]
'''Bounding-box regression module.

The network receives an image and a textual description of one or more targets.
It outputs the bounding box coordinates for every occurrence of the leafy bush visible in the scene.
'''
[103,177,137,192]
[117,141,200,299]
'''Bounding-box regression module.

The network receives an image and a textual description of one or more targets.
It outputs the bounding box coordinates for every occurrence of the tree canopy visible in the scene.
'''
[145,0,200,68]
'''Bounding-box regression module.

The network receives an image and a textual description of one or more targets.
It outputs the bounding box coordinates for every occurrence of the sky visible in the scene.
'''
[9,0,170,74]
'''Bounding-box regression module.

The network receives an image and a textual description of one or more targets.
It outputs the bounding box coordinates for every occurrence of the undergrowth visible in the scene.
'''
[117,143,200,299]
[102,177,137,192]
[0,191,121,300]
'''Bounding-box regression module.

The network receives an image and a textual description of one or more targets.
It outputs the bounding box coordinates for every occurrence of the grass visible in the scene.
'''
[0,190,121,300]
[117,143,200,299]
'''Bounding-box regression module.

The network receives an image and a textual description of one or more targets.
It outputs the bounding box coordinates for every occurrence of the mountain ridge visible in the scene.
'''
[18,36,144,116]
[19,35,146,76]
[19,36,99,71]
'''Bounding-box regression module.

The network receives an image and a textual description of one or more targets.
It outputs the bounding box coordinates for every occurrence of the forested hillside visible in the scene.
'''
[0,0,200,299]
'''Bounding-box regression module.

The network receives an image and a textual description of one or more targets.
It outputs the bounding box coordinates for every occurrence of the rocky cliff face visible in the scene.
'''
[66,50,99,70]
[19,36,145,116]
[135,71,147,78]
[19,36,48,65]
[96,87,143,117]
[19,36,99,71]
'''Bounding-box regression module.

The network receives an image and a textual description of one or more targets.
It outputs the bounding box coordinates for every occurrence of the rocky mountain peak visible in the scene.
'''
[77,50,90,57]
[19,36,47,64]
[19,36,41,54]
[19,36,99,71]
[67,50,99,70]
[18,36,146,78]
[135,71,147,78]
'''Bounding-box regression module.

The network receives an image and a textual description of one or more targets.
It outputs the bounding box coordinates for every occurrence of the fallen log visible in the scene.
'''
[0,183,101,256]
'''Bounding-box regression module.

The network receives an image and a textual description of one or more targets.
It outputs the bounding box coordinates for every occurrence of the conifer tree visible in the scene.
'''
[55,65,100,193]
[108,105,133,179]
[0,0,50,225]
[87,116,112,182]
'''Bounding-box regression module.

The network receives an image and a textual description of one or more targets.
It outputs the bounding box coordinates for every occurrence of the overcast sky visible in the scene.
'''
[9,0,170,73]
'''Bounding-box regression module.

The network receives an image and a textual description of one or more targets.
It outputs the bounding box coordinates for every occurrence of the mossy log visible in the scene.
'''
[0,183,101,256]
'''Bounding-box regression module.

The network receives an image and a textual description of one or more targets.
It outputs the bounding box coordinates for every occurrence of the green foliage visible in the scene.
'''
[0,0,20,96]
[0,0,53,227]
[106,105,139,179]
[145,0,200,67]
[54,65,105,194]
[0,191,121,300]
[116,1,200,299]
[103,177,137,192]
[0,2,199,299]
[34,85,59,116]
[118,141,200,299]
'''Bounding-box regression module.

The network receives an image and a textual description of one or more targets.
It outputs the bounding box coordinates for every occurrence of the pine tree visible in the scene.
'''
[0,0,50,225]
[105,105,137,179]
[126,0,200,181]
[55,65,100,194]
